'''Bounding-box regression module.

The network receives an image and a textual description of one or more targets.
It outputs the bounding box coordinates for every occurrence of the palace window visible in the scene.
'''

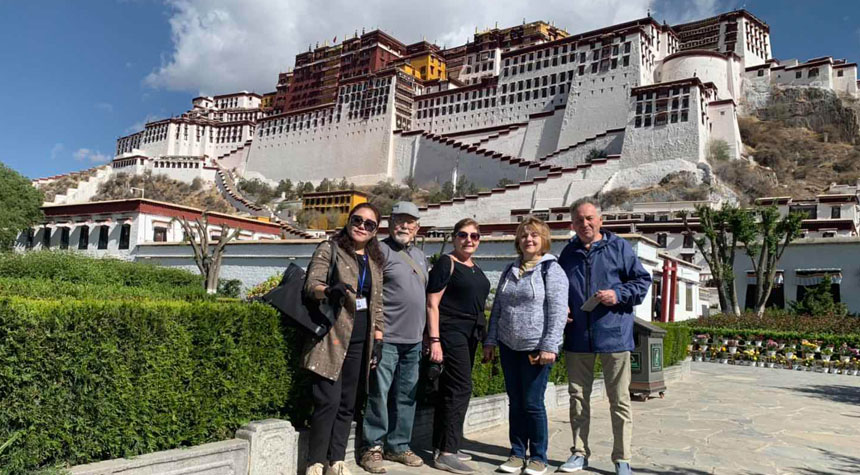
[831,206,841,219]
[42,228,51,249]
[154,227,168,243]
[98,225,109,250]
[119,224,131,250]
[78,226,89,249]
[795,71,802,79]
[60,227,70,249]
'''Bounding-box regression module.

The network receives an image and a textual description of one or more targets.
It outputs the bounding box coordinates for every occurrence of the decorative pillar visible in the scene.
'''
[660,258,671,323]
[669,260,678,323]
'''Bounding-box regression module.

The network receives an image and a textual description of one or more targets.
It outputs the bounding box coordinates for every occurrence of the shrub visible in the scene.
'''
[217,278,242,298]
[0,251,202,290]
[0,297,309,472]
[0,277,208,301]
[655,323,692,367]
[246,273,281,300]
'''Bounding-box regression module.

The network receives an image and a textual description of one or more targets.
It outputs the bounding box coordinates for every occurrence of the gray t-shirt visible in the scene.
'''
[379,236,428,344]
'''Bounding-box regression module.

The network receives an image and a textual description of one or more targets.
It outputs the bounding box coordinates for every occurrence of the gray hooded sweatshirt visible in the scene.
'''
[484,253,569,353]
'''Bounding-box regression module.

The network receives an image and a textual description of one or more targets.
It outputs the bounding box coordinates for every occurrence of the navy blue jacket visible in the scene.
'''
[559,231,652,353]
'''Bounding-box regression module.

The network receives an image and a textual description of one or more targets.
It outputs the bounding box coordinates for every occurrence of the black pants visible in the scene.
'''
[308,339,367,464]
[432,318,478,453]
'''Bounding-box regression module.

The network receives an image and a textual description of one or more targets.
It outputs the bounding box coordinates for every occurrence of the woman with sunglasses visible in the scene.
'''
[426,218,491,474]
[304,203,386,475]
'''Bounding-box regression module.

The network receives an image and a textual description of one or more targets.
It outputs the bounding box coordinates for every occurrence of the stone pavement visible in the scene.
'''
[354,363,860,475]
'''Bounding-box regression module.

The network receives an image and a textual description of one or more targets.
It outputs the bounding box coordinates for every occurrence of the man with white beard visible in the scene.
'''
[360,202,429,473]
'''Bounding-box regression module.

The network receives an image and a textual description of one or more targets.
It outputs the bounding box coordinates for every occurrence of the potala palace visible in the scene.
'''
[39,9,859,232]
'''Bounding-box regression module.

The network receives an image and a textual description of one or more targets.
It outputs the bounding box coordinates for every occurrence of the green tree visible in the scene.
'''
[789,276,848,316]
[682,204,747,315]
[0,162,44,250]
[276,179,295,200]
[316,178,333,192]
[300,182,315,195]
[739,206,803,317]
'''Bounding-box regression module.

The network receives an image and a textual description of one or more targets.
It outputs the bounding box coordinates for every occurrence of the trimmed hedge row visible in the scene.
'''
[0,251,203,289]
[0,297,308,473]
[683,326,860,347]
[0,277,209,301]
[655,323,692,368]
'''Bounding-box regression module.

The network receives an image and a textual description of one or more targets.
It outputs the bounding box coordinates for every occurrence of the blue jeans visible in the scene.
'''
[362,342,422,453]
[499,344,552,464]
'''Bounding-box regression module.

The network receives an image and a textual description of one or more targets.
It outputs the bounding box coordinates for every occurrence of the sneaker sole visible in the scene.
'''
[434,461,474,474]
[555,466,584,473]
[359,466,386,474]
[498,464,523,474]
[524,467,548,475]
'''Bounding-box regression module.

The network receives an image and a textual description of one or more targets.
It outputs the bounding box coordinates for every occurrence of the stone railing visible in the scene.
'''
[70,359,691,474]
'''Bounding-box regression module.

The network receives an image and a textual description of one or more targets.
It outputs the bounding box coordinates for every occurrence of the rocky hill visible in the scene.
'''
[91,171,234,213]
[736,88,860,200]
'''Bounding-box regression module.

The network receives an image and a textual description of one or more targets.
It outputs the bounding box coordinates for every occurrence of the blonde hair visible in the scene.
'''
[514,216,551,256]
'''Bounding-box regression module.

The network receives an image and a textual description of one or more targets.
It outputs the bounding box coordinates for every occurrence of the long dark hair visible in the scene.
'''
[332,202,386,268]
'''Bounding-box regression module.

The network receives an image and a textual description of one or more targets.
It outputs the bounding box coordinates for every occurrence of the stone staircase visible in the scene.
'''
[34,165,113,205]
[214,164,314,239]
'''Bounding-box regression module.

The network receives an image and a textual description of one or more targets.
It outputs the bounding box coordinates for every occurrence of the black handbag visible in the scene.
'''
[262,241,339,338]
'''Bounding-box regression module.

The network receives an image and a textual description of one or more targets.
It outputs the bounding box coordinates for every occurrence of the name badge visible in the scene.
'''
[355,297,368,311]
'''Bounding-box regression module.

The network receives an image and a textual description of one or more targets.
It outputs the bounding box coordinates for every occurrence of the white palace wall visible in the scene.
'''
[708,101,743,159]
[418,158,623,227]
[621,86,710,166]
[542,129,625,167]
[658,54,733,99]
[519,109,565,159]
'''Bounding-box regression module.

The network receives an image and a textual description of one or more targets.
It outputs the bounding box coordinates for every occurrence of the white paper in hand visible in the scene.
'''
[580,294,601,312]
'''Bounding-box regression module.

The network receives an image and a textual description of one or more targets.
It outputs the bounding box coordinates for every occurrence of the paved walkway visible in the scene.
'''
[363,363,860,475]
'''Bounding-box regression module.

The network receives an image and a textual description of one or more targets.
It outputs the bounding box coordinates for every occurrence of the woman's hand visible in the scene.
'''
[482,345,496,363]
[538,351,557,365]
[429,341,444,363]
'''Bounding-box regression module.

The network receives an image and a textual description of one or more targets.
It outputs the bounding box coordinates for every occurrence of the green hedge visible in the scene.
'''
[683,326,860,347]
[0,277,209,301]
[655,323,692,368]
[0,297,309,473]
[0,251,203,289]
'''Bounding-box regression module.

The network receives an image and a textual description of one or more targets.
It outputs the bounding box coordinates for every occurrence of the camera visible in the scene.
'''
[427,362,443,381]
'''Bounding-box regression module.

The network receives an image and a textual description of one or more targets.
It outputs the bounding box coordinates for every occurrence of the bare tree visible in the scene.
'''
[174,213,240,294]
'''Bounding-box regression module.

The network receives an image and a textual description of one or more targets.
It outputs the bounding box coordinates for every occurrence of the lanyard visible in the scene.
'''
[357,253,368,294]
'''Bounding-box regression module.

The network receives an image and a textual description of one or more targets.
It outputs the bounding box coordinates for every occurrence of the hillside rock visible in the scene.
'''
[756,87,859,144]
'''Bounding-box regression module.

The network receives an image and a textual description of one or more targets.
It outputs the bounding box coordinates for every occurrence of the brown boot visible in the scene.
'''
[360,447,387,474]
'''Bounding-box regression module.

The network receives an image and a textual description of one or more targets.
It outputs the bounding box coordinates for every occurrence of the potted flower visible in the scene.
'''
[821,346,834,362]
[784,343,795,360]
[838,343,853,363]
[728,339,739,355]
[696,334,709,346]
[719,348,729,364]
[801,340,818,357]
[754,338,763,348]
[765,339,778,357]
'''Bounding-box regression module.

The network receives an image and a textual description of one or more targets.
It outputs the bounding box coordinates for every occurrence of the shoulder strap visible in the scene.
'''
[398,249,427,287]
[540,260,552,286]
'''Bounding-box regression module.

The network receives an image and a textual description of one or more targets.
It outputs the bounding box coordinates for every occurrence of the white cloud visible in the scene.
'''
[73,148,111,164]
[50,143,64,160]
[145,0,662,95]
[95,102,114,113]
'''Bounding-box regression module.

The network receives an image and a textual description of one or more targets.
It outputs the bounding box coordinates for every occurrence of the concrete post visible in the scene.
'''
[236,419,299,475]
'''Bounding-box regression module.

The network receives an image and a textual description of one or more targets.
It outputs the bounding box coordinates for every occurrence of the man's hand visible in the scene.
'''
[370,339,383,369]
[538,351,557,365]
[566,307,572,324]
[482,345,496,363]
[595,289,617,306]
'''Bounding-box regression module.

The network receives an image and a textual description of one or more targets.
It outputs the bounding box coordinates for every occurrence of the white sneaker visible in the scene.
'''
[326,461,353,475]
[306,463,325,475]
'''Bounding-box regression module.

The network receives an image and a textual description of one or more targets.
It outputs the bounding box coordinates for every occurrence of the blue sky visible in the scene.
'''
[1,0,858,180]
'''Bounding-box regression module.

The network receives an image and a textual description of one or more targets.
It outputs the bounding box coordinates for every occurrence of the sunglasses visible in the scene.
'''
[455,231,481,241]
[349,214,378,232]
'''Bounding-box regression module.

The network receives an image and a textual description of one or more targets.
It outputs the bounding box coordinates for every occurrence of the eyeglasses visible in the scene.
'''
[455,231,481,241]
[349,215,378,232]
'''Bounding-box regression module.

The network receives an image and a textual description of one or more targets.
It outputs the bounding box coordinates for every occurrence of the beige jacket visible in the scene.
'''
[302,240,384,381]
